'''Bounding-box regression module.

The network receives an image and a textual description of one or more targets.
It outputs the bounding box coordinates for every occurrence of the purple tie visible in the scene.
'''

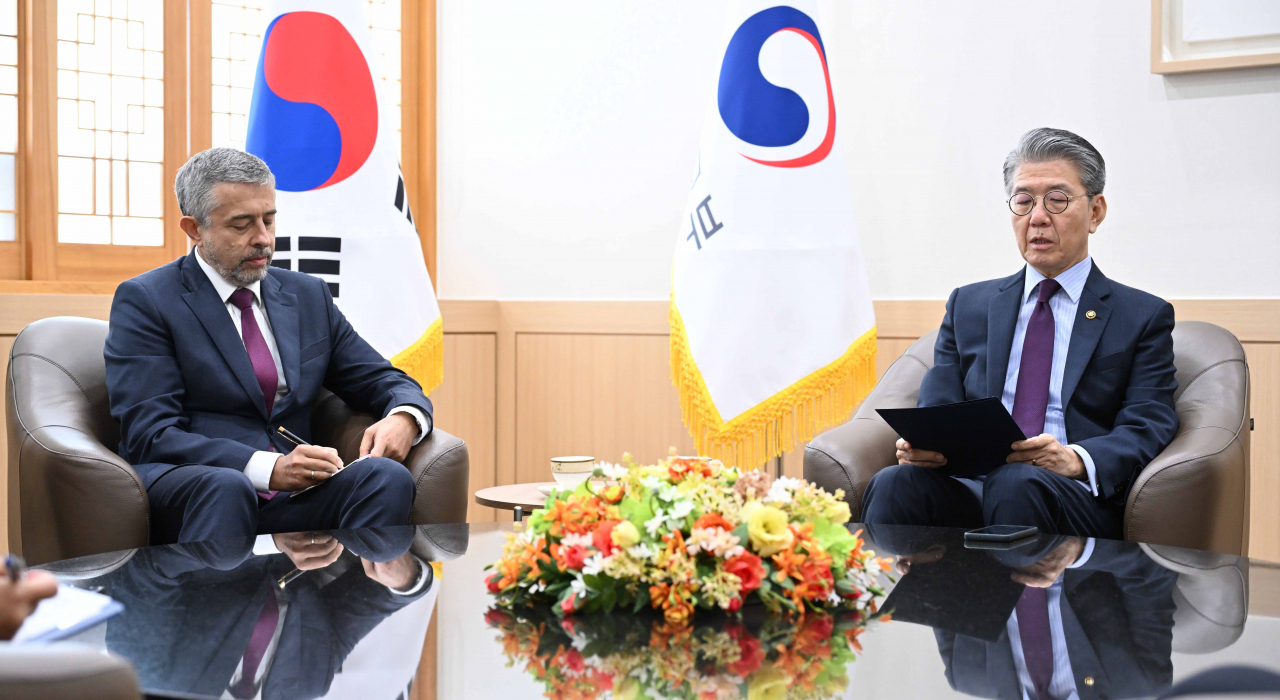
[229,288,278,416]
[1011,279,1060,438]
[229,587,281,698]
[230,288,279,499]
[1016,586,1055,700]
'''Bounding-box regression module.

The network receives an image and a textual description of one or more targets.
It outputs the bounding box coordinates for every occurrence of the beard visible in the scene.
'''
[201,241,273,287]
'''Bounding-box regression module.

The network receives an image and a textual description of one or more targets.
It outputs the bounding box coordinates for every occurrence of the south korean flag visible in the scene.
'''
[245,0,442,391]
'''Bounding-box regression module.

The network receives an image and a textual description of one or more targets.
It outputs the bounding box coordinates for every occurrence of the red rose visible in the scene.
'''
[724,552,765,594]
[726,597,743,612]
[486,573,503,593]
[561,592,578,614]
[593,520,620,556]
[561,545,587,571]
[563,648,586,673]
[727,634,764,676]
[483,608,511,627]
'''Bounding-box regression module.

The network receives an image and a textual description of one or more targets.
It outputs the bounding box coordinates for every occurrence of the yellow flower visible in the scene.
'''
[823,500,852,525]
[612,520,641,548]
[614,677,641,700]
[747,665,789,700]
[739,499,763,522]
[824,672,850,694]
[748,506,793,557]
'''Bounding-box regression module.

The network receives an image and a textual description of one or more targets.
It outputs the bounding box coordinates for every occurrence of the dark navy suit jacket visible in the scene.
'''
[919,263,1178,502]
[935,539,1178,700]
[105,249,433,489]
[103,532,426,699]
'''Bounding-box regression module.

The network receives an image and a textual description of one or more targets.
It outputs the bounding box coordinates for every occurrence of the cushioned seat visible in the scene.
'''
[6,316,470,566]
[805,321,1251,555]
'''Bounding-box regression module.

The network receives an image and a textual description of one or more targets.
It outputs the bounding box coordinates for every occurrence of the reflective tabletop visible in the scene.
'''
[40,523,1280,700]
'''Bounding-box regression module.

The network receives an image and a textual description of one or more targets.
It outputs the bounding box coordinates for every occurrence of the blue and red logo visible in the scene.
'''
[717,6,834,168]
[246,12,378,191]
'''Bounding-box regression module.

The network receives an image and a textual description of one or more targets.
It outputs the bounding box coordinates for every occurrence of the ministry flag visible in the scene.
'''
[245,0,442,392]
[671,1,876,468]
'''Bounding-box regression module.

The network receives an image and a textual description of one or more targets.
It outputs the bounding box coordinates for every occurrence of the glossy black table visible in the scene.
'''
[38,522,1280,700]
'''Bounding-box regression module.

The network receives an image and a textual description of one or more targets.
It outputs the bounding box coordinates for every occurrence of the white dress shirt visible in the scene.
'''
[1005,538,1096,700]
[999,256,1099,496]
[195,249,428,492]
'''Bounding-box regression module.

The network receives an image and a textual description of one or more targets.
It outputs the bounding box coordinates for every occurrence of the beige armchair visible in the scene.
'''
[805,321,1251,555]
[7,316,470,566]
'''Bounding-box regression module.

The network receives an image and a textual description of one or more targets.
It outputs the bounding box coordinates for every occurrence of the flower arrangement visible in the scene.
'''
[484,603,884,700]
[486,454,891,625]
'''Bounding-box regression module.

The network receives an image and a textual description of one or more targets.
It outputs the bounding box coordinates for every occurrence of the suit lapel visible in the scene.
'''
[986,269,1027,399]
[1061,265,1113,408]
[261,273,300,419]
[180,251,269,419]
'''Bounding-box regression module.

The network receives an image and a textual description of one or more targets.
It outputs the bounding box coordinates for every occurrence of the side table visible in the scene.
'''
[474,482,558,521]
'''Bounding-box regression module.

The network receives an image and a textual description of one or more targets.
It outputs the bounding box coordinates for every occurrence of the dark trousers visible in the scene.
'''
[860,462,1123,539]
[147,457,416,544]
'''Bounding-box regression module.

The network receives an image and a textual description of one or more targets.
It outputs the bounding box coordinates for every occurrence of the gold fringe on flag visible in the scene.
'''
[670,298,877,470]
[390,317,445,394]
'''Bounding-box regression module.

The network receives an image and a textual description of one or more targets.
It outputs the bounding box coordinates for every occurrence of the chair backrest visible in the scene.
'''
[7,316,119,453]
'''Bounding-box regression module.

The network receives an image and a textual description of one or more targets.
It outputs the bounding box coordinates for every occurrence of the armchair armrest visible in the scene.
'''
[1126,426,1248,555]
[0,644,140,700]
[804,418,899,522]
[311,392,470,524]
[7,425,148,567]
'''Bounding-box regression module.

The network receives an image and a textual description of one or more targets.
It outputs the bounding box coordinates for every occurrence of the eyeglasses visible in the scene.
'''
[1007,190,1090,216]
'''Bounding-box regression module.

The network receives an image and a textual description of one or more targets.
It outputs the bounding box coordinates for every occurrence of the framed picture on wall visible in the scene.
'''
[1152,0,1280,74]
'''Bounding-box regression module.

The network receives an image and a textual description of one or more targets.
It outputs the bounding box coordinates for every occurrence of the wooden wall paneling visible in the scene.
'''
[188,0,212,155]
[1246,343,1279,563]
[21,0,56,280]
[163,0,190,263]
[401,0,436,286]
[429,333,498,522]
[514,334,696,485]
[410,598,438,700]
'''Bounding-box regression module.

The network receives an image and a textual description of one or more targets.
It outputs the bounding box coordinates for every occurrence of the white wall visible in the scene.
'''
[437,0,1280,301]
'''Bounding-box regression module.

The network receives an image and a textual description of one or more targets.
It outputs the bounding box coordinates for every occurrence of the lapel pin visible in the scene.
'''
[1085,310,1097,320]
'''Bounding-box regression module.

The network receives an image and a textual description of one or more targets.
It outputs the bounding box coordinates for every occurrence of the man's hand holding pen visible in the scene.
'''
[271,445,342,492]
[271,426,342,492]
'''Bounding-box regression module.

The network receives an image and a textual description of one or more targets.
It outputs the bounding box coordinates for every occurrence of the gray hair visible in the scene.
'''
[174,148,275,227]
[1002,128,1106,196]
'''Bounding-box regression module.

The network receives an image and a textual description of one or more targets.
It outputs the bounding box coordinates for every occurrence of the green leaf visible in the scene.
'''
[632,586,651,613]
[619,497,655,530]
[731,523,750,544]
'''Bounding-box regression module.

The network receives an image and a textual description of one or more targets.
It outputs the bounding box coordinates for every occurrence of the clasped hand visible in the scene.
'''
[896,433,1084,480]
[272,532,420,590]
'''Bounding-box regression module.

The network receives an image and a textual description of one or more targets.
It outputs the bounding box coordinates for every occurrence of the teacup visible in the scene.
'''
[550,456,595,487]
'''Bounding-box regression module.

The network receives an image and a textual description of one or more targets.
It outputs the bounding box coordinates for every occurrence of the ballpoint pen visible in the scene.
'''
[4,554,25,583]
[276,425,311,447]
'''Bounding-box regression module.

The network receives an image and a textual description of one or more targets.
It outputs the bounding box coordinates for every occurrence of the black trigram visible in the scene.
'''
[395,167,415,226]
[272,235,342,298]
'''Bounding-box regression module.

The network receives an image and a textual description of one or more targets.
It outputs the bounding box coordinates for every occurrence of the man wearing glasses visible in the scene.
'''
[861,128,1179,539]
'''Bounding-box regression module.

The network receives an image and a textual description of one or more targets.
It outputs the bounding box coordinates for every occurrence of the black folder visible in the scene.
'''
[880,542,1027,641]
[876,398,1026,478]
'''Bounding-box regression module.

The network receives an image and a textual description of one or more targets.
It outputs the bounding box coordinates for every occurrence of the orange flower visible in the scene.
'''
[694,513,734,532]
[600,484,625,504]
[667,457,713,483]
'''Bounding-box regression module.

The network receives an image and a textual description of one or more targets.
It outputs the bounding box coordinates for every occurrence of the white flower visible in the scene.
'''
[597,461,628,479]
[657,483,680,503]
[570,575,588,596]
[560,532,593,548]
[582,552,606,576]
[685,527,742,558]
[670,499,695,519]
[826,588,842,605]
[628,543,656,561]
[723,545,745,559]
[765,477,801,504]
[645,508,669,537]
[640,475,662,491]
